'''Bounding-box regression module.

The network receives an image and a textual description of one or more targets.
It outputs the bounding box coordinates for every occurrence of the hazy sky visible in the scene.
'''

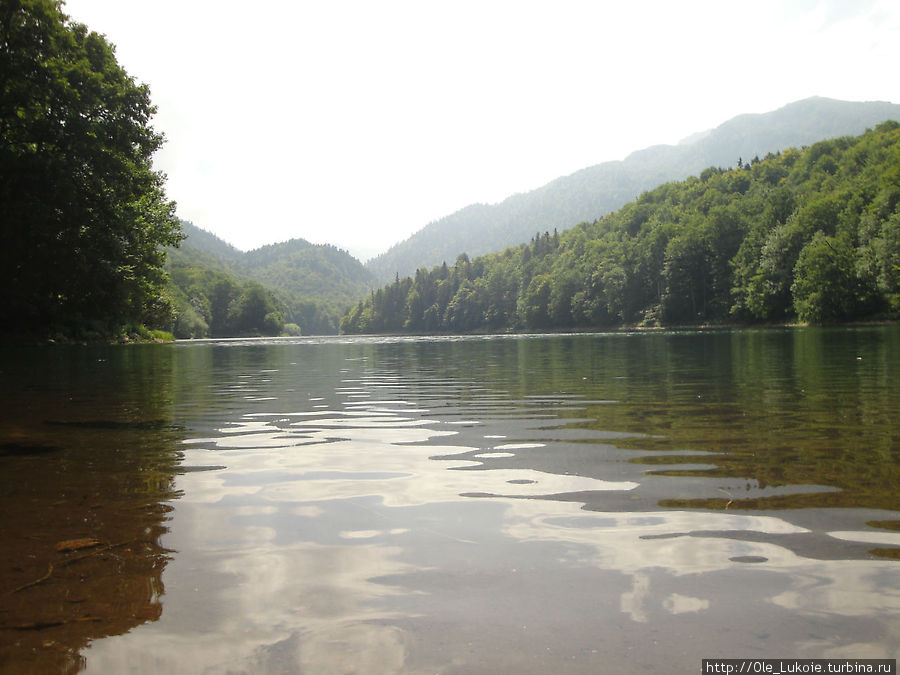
[62,0,900,260]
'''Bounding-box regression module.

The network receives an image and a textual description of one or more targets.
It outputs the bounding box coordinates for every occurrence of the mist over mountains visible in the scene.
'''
[365,97,900,283]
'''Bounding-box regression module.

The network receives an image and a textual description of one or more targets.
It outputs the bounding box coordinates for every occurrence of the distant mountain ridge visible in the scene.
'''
[177,221,244,265]
[342,121,900,334]
[366,97,900,283]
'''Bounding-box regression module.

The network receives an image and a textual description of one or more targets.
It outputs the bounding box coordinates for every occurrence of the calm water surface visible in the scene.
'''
[1,328,899,673]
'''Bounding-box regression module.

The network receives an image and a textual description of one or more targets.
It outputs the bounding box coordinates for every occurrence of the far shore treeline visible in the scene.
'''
[3,2,899,343]
[341,123,900,334]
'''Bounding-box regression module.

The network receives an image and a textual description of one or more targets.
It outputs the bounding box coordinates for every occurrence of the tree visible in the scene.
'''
[873,213,900,310]
[521,274,552,328]
[857,211,900,314]
[791,232,857,323]
[601,265,627,322]
[228,283,284,336]
[547,268,579,326]
[743,219,805,320]
[661,229,710,323]
[0,0,181,338]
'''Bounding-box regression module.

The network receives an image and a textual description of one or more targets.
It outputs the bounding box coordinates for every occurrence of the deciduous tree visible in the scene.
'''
[0,0,181,338]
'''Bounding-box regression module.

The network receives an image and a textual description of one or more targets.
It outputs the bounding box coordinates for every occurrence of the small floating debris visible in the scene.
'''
[729,555,768,564]
[178,465,227,473]
[55,538,102,553]
[7,616,101,631]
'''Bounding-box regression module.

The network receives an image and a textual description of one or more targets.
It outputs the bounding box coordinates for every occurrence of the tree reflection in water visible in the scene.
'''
[0,346,182,674]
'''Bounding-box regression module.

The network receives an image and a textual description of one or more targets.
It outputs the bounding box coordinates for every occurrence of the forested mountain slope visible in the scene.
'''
[166,243,290,338]
[176,221,244,266]
[366,97,900,283]
[241,238,375,311]
[342,123,900,333]
[168,223,376,336]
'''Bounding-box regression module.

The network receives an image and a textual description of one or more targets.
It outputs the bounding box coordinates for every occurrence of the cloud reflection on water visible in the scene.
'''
[84,348,900,672]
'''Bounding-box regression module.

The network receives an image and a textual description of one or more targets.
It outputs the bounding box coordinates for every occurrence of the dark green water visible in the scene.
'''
[1,328,898,673]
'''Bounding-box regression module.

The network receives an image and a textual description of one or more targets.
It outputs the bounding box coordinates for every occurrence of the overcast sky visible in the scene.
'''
[63,0,900,261]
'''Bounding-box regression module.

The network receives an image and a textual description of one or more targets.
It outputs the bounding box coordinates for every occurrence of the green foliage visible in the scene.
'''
[131,326,174,342]
[343,124,900,334]
[227,283,284,336]
[791,233,857,323]
[0,0,182,339]
[171,222,375,335]
[239,238,374,333]
[165,245,287,338]
[737,218,804,320]
[873,213,900,311]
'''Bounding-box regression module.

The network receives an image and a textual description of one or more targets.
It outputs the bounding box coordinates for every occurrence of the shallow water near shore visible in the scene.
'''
[1,328,899,673]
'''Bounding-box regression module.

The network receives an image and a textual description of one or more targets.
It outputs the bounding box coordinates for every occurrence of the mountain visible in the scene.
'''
[166,240,288,339]
[366,97,900,283]
[241,238,376,309]
[176,221,244,266]
[342,122,900,333]
[169,223,376,335]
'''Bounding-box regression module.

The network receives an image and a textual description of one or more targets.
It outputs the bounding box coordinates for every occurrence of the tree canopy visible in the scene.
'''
[0,0,181,340]
[342,123,900,334]
[165,243,291,339]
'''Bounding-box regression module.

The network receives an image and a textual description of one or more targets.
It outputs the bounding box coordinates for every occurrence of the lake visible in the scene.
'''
[1,328,899,673]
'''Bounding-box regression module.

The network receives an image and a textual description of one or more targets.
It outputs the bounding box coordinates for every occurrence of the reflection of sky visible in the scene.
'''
[84,363,900,672]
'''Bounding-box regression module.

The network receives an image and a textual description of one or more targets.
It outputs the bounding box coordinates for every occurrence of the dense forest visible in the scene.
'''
[241,237,375,330]
[165,242,293,339]
[166,223,375,337]
[366,98,900,284]
[342,123,900,334]
[0,0,182,341]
